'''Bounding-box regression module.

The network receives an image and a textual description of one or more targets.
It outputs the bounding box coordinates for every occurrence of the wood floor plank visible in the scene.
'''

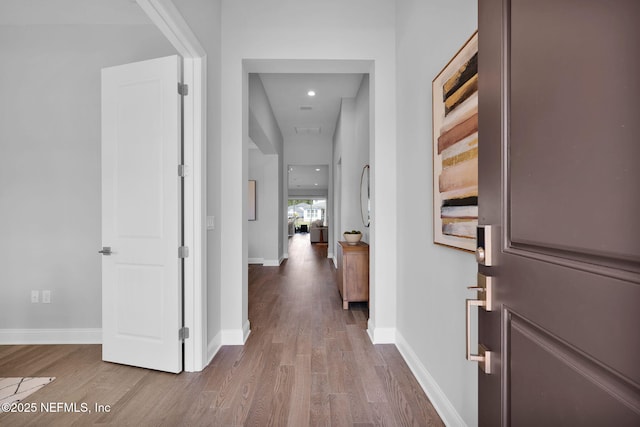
[329,393,354,427]
[341,350,374,424]
[266,365,294,426]
[311,346,328,374]
[243,341,284,427]
[378,345,444,425]
[309,372,331,426]
[287,354,311,427]
[0,234,444,426]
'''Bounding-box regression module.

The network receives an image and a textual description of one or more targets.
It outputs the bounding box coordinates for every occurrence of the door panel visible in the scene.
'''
[508,0,640,263]
[510,313,640,426]
[478,0,640,424]
[101,55,182,373]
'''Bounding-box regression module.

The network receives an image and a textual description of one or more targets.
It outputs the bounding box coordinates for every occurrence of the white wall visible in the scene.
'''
[248,148,264,261]
[332,76,370,254]
[247,73,284,265]
[0,23,174,338]
[333,99,355,254]
[354,75,370,243]
[220,0,397,344]
[248,148,280,265]
[172,0,223,356]
[248,74,283,156]
[395,0,478,425]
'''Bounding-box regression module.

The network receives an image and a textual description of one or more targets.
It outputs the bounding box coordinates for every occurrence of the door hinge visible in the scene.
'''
[178,82,189,96]
[178,164,190,177]
[178,246,189,258]
[179,327,190,341]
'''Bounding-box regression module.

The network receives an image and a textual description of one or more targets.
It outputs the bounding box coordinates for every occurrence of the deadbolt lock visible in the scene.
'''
[476,225,499,266]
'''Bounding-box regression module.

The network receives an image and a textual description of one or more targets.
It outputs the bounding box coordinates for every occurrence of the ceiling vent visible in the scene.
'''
[294,127,321,135]
[300,105,313,111]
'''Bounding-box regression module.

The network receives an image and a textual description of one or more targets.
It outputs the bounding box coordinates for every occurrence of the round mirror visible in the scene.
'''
[360,164,370,227]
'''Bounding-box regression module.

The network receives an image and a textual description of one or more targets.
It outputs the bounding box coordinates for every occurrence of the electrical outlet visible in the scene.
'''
[42,290,51,304]
[207,216,215,230]
[31,290,39,303]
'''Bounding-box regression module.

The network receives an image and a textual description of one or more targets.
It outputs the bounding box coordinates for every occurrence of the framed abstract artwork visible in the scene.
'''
[248,180,256,221]
[432,31,478,252]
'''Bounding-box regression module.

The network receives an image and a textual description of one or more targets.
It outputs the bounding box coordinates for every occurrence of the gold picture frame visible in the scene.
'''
[432,31,478,252]
[248,180,256,221]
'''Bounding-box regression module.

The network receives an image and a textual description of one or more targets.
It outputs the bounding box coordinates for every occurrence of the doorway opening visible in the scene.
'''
[242,59,374,345]
[288,197,328,251]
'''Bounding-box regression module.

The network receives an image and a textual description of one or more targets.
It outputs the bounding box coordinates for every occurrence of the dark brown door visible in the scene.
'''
[477,0,640,425]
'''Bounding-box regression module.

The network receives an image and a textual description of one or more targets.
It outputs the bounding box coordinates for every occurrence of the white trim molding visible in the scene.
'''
[207,331,222,366]
[243,320,251,343]
[395,331,466,427]
[248,258,282,266]
[137,0,207,372]
[220,321,251,346]
[0,329,102,345]
[367,327,396,344]
[136,0,205,58]
[366,318,396,344]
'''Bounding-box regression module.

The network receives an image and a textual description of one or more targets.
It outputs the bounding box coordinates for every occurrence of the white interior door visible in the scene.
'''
[101,55,183,373]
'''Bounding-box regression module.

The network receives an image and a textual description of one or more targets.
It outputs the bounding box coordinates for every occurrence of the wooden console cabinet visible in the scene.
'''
[336,241,369,309]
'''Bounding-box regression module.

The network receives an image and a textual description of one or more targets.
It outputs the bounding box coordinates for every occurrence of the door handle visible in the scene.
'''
[466,274,493,374]
[98,246,112,256]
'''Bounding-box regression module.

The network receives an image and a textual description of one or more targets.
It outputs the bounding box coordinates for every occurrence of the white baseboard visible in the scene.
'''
[332,256,338,268]
[366,321,396,344]
[249,258,282,266]
[395,331,466,427]
[220,320,251,345]
[328,251,334,260]
[220,329,244,345]
[207,330,222,366]
[0,328,102,345]
[243,320,251,342]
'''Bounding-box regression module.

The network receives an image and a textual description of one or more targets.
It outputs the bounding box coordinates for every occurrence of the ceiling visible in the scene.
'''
[259,73,363,192]
[0,0,149,25]
[259,73,363,141]
[288,164,329,191]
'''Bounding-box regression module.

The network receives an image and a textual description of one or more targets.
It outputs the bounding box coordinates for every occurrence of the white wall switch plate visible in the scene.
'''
[31,290,39,303]
[42,290,51,304]
[207,216,215,230]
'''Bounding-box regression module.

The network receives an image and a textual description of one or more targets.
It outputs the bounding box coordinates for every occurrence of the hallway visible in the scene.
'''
[241,233,443,425]
[0,235,443,426]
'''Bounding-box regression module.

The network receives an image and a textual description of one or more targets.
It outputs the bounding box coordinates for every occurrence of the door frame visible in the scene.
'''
[138,0,207,372]
[243,60,383,343]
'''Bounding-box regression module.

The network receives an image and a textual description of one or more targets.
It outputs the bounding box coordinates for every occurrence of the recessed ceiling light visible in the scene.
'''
[307,90,316,97]
[315,168,320,172]
[314,183,318,186]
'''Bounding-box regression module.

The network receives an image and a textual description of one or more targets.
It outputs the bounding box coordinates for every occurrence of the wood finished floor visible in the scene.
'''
[0,234,443,426]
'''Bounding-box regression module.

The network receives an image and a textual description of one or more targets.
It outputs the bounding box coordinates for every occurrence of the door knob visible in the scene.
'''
[98,246,112,256]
